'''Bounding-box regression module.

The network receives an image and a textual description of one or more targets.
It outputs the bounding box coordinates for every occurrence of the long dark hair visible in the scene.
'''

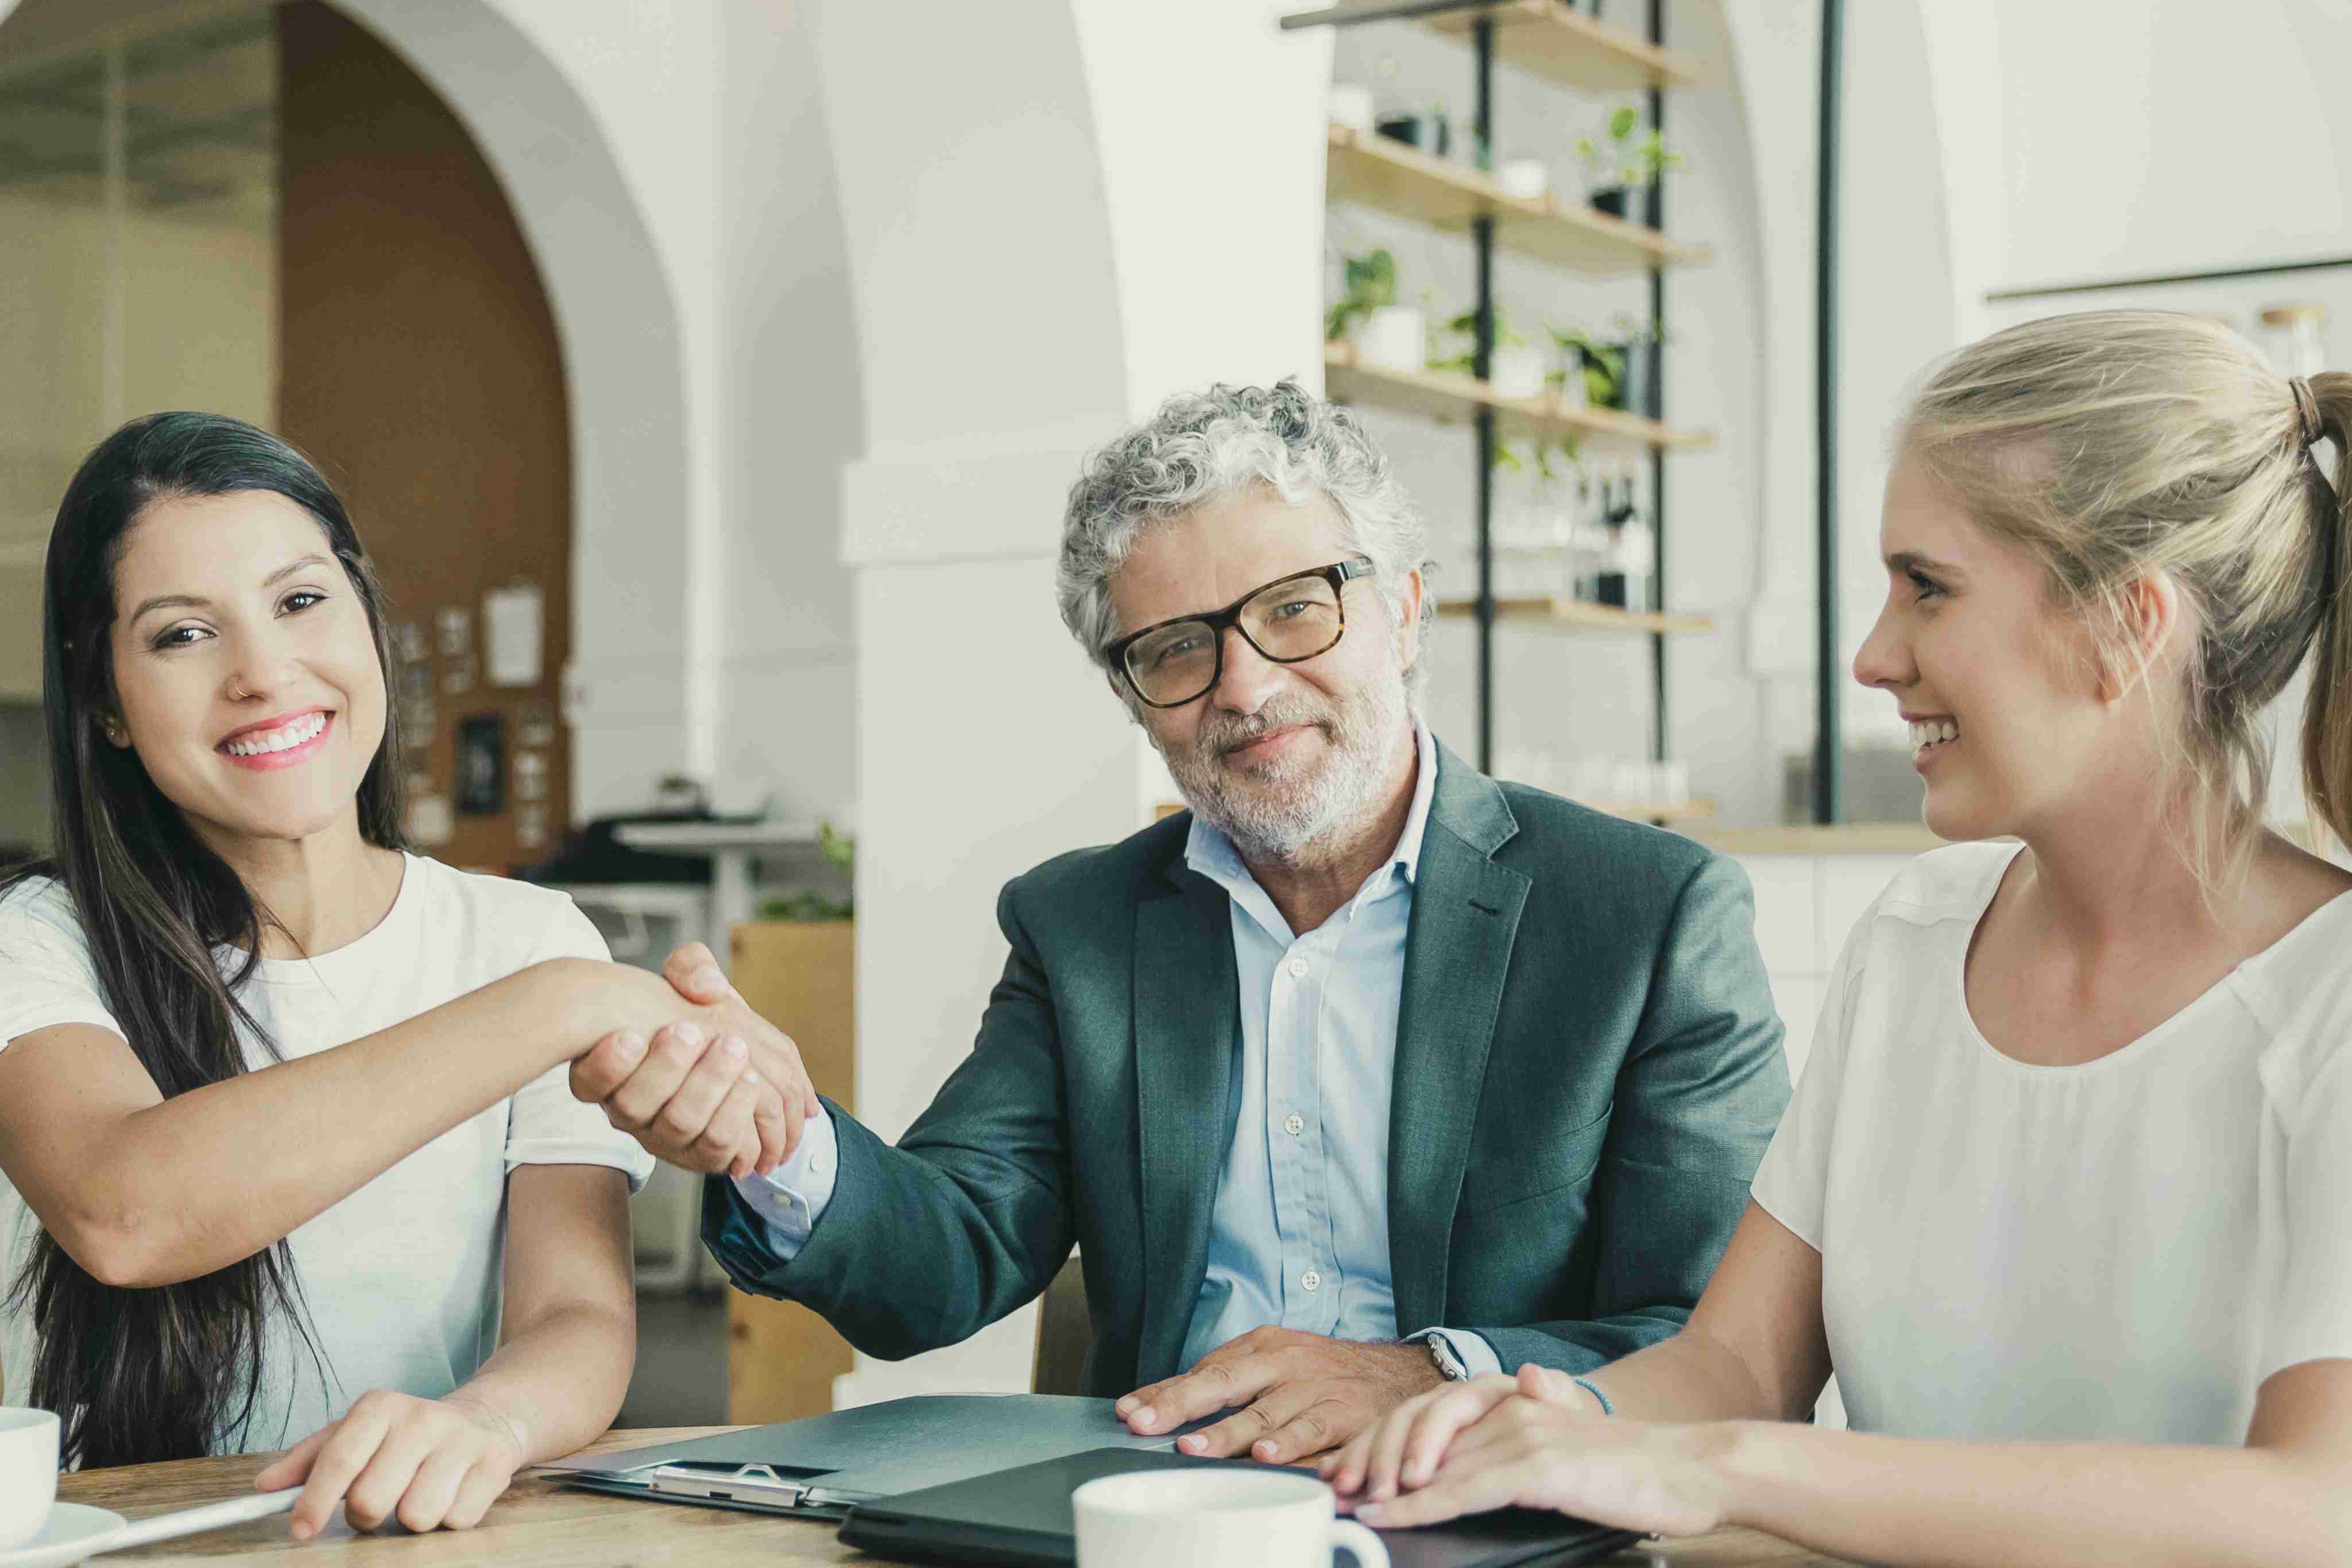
[1,412,408,1466]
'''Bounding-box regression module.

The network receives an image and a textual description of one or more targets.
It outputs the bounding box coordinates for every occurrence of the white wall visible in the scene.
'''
[817,0,1328,1406]
[1978,3,2351,294]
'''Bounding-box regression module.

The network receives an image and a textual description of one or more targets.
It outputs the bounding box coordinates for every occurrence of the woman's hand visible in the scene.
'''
[1322,1370,1526,1500]
[1339,1366,1740,1539]
[254,1389,528,1539]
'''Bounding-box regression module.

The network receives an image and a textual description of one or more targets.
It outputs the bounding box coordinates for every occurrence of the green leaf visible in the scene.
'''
[1608,104,1639,141]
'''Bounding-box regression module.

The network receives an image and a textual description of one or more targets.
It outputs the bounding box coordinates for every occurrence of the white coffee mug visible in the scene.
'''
[1074,1469,1389,1568]
[0,1408,60,1550]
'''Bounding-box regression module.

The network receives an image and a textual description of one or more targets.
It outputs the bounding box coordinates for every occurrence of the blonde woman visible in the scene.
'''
[1324,312,2352,1567]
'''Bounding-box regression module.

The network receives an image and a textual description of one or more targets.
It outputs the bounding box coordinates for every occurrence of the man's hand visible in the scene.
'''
[1113,1327,1448,1465]
[570,943,822,1179]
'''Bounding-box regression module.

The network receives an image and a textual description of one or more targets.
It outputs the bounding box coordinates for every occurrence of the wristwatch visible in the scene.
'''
[1422,1333,1471,1383]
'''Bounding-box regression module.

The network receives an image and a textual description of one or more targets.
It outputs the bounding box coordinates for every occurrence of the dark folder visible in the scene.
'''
[838,1446,1643,1567]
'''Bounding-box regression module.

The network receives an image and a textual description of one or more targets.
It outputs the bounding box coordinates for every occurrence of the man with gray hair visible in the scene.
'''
[575,380,1789,1465]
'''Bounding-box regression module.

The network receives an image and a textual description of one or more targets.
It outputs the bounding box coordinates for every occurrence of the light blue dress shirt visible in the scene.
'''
[731,719,1496,1379]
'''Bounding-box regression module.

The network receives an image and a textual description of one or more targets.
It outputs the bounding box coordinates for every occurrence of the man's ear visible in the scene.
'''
[1393,567,1425,672]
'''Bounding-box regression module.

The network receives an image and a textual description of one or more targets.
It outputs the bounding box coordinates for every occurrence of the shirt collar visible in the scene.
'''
[1183,718,1438,895]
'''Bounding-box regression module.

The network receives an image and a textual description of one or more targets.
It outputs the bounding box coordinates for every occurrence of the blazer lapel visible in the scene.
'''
[1388,747,1529,1335]
[1132,859,1239,1383]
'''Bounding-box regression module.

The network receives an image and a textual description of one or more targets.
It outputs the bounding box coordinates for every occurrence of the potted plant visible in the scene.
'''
[1434,305,1547,400]
[1325,249,1423,373]
[1548,323,1620,410]
[1550,315,1664,415]
[1375,97,1450,158]
[1575,104,1684,224]
[753,819,854,922]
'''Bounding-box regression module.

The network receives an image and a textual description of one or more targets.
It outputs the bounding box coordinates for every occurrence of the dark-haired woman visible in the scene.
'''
[0,413,813,1537]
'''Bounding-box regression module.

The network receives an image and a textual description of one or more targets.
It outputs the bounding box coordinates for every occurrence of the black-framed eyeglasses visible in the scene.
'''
[1108,557,1378,708]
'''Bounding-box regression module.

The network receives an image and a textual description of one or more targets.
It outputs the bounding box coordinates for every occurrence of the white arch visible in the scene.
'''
[328,0,706,814]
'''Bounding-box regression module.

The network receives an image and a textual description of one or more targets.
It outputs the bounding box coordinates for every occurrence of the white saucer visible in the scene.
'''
[0,1505,126,1568]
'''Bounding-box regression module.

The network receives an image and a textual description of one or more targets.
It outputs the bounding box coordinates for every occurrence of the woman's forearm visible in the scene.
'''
[445,1300,637,1464]
[1578,1326,1789,1424]
[1717,1421,2352,1568]
[78,958,690,1285]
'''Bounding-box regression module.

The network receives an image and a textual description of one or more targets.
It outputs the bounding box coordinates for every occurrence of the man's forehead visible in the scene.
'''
[1113,490,1352,605]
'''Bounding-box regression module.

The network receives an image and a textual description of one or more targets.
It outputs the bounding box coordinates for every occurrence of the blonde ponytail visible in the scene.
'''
[2297,370,2352,853]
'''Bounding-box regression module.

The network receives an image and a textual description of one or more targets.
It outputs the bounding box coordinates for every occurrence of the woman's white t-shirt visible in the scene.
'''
[1751,841,2352,1444]
[0,854,654,1454]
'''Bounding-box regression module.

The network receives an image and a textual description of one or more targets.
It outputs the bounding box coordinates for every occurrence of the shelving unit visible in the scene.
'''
[1287,0,1710,794]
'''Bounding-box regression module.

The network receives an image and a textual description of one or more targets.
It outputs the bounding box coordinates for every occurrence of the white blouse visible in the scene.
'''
[1752,841,2352,1443]
[0,855,653,1454]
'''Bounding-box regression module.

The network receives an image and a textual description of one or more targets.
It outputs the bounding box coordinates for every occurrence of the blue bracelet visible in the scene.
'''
[1570,1376,1613,1416]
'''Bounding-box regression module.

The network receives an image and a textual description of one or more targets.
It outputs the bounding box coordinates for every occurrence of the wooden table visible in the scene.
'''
[59,1427,1854,1566]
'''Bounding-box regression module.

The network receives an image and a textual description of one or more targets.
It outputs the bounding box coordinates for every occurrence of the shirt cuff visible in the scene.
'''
[726,1105,840,1260]
[1407,1327,1504,1381]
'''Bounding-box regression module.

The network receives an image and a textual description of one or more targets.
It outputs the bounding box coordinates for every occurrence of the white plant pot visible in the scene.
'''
[1355,305,1425,373]
[1329,83,1375,133]
[1556,349,1589,408]
[1490,344,1547,400]
[1499,158,1548,200]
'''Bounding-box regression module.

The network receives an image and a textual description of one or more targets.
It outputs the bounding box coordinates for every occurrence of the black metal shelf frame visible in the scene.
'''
[1290,0,1681,777]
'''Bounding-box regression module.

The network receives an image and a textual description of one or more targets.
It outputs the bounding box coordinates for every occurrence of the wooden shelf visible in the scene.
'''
[1286,1,1701,93]
[1587,796,1717,823]
[1694,823,1945,856]
[1326,125,1709,277]
[1325,342,1709,453]
[1436,596,1715,634]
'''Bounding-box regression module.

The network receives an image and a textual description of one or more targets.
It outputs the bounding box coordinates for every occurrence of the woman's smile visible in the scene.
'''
[218,708,335,771]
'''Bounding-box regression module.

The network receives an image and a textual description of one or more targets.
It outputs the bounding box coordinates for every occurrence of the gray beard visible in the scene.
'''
[1154,664,1411,865]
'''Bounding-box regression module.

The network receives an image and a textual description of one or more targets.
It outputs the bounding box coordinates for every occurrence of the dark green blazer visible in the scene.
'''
[706,742,1789,1389]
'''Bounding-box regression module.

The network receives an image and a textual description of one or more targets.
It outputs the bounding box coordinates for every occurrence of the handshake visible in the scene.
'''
[567,942,819,1182]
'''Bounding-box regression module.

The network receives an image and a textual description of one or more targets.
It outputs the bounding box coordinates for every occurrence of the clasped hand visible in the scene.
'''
[1321,1365,1735,1538]
[570,942,822,1180]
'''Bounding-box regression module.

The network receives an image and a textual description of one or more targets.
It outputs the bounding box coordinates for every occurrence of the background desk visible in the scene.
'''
[59,1426,1859,1565]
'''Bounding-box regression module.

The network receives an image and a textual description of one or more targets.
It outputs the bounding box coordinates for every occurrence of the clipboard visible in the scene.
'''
[537,1395,1204,1520]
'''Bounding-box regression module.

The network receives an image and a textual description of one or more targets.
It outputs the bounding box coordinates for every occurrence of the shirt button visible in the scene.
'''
[1286,956,1309,979]
[1301,1270,1322,1292]
[810,1148,832,1175]
[1283,1113,1305,1137]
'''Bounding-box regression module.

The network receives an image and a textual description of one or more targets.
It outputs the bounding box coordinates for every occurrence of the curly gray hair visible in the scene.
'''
[1057,379,1432,690]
